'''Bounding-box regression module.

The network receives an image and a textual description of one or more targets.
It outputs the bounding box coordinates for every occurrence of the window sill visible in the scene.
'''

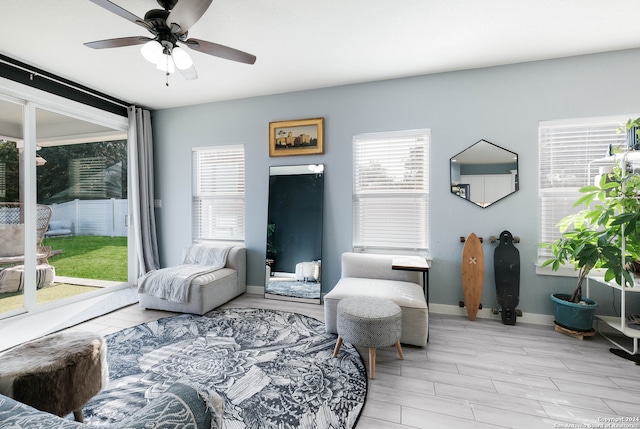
[535,264,606,278]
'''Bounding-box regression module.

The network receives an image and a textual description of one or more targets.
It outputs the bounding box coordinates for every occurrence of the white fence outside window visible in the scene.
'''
[48,199,128,237]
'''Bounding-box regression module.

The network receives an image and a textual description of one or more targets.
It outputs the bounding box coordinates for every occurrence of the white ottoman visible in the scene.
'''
[0,264,55,293]
[332,296,404,379]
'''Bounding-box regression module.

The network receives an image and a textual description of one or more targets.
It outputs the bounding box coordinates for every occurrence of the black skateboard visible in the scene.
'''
[494,230,520,325]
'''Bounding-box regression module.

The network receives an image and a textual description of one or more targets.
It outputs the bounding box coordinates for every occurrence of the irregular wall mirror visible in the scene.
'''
[265,164,324,304]
[450,139,518,208]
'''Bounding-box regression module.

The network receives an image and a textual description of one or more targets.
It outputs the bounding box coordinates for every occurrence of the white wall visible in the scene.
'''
[152,48,640,317]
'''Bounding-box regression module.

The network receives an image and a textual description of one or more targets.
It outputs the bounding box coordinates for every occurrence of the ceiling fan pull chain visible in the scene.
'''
[165,53,170,86]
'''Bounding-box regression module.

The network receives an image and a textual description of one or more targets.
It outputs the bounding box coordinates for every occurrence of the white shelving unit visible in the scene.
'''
[587,275,640,354]
[586,150,640,355]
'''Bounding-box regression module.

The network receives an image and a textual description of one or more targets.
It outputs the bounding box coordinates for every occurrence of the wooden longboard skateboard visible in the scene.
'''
[494,230,520,325]
[461,233,484,321]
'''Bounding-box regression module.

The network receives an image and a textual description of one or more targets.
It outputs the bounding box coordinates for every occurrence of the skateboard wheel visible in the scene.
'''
[459,301,465,307]
[489,236,497,243]
[502,309,517,325]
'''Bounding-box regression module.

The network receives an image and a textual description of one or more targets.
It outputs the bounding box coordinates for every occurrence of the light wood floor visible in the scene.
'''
[69,293,640,429]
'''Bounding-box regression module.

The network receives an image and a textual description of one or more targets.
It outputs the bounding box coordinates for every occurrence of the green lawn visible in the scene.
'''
[0,236,128,313]
[43,236,128,282]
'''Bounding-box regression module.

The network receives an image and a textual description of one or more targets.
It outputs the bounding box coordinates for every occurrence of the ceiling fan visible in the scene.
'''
[84,0,256,83]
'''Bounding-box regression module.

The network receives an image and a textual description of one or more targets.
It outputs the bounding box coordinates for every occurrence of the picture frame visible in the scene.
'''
[459,184,470,200]
[269,117,324,157]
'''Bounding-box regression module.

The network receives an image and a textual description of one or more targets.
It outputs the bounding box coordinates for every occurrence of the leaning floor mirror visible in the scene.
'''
[265,164,324,304]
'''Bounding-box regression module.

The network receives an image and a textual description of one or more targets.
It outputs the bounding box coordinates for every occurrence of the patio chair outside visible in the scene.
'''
[0,203,52,266]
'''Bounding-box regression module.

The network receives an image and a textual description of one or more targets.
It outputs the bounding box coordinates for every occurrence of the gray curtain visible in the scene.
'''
[128,106,160,275]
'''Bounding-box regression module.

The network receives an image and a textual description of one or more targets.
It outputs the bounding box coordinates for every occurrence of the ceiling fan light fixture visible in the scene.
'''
[156,53,175,73]
[172,46,193,70]
[141,40,163,64]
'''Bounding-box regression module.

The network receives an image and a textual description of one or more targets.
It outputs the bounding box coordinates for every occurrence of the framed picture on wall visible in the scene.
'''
[269,117,324,157]
[459,184,470,200]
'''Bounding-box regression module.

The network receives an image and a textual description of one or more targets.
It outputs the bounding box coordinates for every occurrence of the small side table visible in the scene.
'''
[392,256,431,305]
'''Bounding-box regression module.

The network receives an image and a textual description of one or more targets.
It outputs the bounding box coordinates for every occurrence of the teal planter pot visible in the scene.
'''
[551,293,598,332]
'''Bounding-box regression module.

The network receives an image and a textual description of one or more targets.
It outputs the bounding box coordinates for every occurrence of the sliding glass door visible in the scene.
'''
[0,92,129,318]
[0,97,26,315]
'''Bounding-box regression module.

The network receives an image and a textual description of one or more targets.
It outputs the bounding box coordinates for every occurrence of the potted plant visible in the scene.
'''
[541,138,640,331]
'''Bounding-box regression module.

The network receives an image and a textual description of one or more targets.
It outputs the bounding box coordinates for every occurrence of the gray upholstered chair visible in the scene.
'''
[138,245,246,315]
[324,252,429,347]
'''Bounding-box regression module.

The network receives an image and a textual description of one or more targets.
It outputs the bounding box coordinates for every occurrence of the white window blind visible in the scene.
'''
[192,145,245,242]
[538,117,627,260]
[353,130,430,251]
[69,157,107,198]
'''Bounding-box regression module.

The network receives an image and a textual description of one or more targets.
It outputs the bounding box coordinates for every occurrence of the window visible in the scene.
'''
[538,116,628,262]
[353,129,430,252]
[192,145,245,242]
[69,157,107,198]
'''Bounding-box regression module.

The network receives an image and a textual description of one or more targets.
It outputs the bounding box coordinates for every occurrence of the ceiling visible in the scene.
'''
[2,0,640,111]
[0,99,125,145]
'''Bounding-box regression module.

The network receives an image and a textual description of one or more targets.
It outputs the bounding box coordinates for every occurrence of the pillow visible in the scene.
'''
[183,245,231,267]
[0,224,24,257]
[49,220,72,231]
[118,382,224,429]
[0,395,80,429]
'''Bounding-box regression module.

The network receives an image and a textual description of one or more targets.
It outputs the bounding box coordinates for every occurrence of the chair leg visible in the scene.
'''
[73,409,84,423]
[395,341,404,360]
[369,348,376,379]
[333,336,343,357]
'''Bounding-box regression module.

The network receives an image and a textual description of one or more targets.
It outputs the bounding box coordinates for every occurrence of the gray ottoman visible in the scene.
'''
[333,296,404,379]
[0,331,108,422]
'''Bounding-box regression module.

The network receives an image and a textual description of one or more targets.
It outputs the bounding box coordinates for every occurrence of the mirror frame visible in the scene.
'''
[264,164,324,304]
[450,139,519,208]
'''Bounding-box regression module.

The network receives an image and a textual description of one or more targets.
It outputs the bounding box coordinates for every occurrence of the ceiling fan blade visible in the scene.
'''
[178,64,198,80]
[88,0,153,32]
[84,36,152,49]
[184,38,256,65]
[167,0,213,35]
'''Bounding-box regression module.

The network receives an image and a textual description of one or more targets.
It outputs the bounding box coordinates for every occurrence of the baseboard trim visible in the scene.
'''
[428,303,555,326]
[246,285,264,295]
[248,285,554,326]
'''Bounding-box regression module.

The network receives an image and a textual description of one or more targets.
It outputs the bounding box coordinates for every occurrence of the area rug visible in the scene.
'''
[83,308,367,428]
[265,280,321,299]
